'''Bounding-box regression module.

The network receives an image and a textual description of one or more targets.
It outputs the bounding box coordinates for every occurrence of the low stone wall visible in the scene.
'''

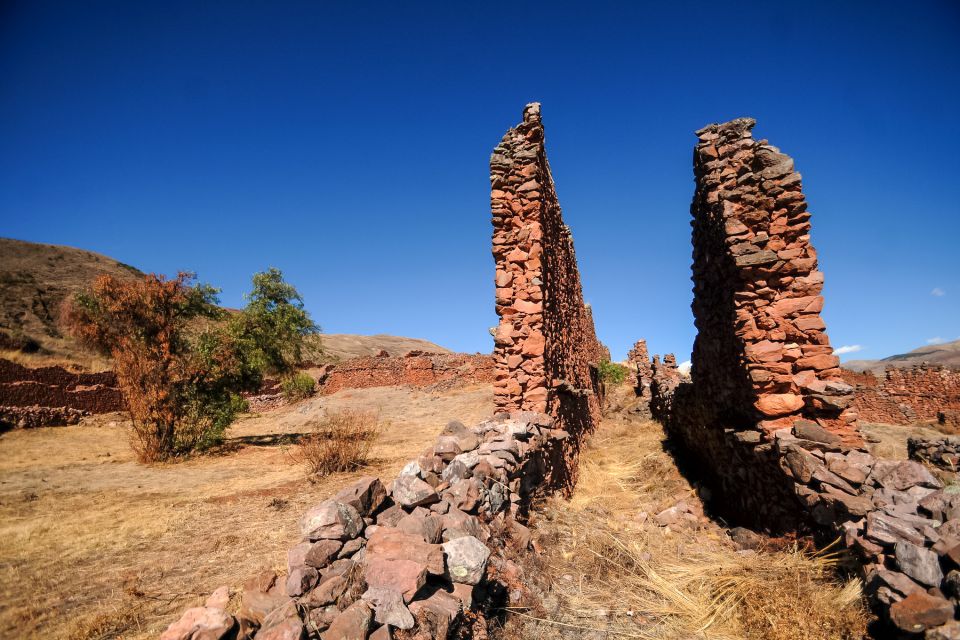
[321,353,494,395]
[0,405,88,429]
[842,366,960,426]
[162,411,576,640]
[908,435,960,471]
[0,358,123,422]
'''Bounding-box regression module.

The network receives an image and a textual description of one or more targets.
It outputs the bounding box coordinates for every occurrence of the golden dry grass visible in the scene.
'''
[500,412,870,640]
[0,383,491,639]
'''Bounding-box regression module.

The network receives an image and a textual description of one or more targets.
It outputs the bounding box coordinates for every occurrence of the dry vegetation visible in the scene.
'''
[498,409,870,640]
[0,383,491,639]
[296,409,381,476]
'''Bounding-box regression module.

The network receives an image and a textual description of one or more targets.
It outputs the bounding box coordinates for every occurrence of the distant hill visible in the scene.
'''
[844,340,960,373]
[0,237,452,370]
[319,334,451,360]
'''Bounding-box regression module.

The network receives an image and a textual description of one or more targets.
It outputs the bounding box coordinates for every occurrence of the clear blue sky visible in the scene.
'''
[1,1,957,362]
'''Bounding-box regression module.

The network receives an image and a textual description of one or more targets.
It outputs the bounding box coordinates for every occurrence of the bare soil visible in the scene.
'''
[0,383,491,640]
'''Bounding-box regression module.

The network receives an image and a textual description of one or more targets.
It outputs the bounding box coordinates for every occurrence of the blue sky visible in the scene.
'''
[1,1,957,362]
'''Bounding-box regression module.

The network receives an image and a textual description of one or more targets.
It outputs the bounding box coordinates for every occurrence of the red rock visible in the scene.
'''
[889,591,954,633]
[160,607,235,640]
[755,393,804,417]
[322,600,373,640]
[363,557,427,603]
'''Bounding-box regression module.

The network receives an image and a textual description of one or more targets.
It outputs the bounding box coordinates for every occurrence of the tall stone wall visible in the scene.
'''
[689,117,859,443]
[490,103,604,462]
[659,118,960,636]
[841,365,960,426]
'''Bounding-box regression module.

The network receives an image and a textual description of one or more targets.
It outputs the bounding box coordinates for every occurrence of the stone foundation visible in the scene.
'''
[842,365,960,426]
[322,353,494,395]
[0,358,123,426]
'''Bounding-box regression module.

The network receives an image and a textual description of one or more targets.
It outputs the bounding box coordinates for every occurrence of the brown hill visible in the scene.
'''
[843,339,960,373]
[0,237,143,369]
[0,237,453,370]
[318,333,450,360]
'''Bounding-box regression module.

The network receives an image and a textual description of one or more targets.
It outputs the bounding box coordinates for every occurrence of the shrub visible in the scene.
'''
[228,267,318,377]
[298,409,379,476]
[597,359,629,385]
[281,372,316,401]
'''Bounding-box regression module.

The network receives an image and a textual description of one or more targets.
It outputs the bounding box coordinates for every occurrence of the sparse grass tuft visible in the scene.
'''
[297,409,380,477]
[281,372,316,401]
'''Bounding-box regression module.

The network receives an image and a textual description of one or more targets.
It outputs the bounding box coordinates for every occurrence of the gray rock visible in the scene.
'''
[391,475,439,508]
[895,541,944,587]
[300,500,364,541]
[361,587,415,630]
[442,535,491,585]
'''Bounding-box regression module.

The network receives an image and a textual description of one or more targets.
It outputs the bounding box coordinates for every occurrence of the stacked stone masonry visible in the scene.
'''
[162,411,580,640]
[490,103,604,472]
[841,365,960,426]
[657,118,960,636]
[0,358,123,427]
[321,353,495,395]
[627,339,653,399]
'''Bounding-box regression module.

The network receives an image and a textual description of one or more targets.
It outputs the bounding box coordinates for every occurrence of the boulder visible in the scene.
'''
[895,541,944,587]
[322,600,373,640]
[391,475,440,508]
[889,591,954,634]
[361,587,415,630]
[442,535,491,585]
[160,607,235,640]
[333,477,388,517]
[300,500,364,541]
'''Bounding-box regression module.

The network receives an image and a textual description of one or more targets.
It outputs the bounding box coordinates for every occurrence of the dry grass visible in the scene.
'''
[0,383,492,639]
[500,413,869,640]
[861,421,947,460]
[296,409,381,476]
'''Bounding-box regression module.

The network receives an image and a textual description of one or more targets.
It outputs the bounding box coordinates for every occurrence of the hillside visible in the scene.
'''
[318,333,450,360]
[843,339,960,373]
[0,237,453,370]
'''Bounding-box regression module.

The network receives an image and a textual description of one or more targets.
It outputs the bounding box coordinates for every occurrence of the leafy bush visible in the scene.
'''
[597,359,629,385]
[281,372,316,401]
[298,409,380,476]
[63,268,317,462]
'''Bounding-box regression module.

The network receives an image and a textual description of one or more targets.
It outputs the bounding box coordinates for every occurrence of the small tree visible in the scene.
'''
[597,359,629,386]
[228,267,319,378]
[64,269,318,462]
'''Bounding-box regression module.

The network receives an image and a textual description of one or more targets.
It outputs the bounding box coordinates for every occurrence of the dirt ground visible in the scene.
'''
[0,383,492,640]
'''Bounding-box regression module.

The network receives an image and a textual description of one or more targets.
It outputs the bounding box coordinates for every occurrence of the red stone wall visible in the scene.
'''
[841,365,960,425]
[688,118,859,444]
[321,353,494,395]
[0,358,123,415]
[490,103,603,451]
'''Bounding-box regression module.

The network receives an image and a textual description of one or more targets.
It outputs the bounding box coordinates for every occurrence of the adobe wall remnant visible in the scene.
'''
[0,358,123,426]
[841,365,960,426]
[659,118,960,636]
[490,103,604,486]
[322,352,495,395]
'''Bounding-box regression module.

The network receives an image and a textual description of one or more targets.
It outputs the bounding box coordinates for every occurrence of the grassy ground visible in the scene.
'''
[497,406,870,640]
[0,383,491,639]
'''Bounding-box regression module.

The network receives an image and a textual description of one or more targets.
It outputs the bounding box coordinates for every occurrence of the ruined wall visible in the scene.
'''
[321,353,495,395]
[841,365,960,426]
[162,412,579,640]
[490,103,603,453]
[688,117,858,442]
[0,358,123,418]
[659,118,960,636]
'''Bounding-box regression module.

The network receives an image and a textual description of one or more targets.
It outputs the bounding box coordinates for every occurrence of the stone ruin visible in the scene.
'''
[842,365,960,427]
[162,104,604,640]
[490,102,605,492]
[655,118,960,636]
[0,358,123,428]
[626,339,653,401]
